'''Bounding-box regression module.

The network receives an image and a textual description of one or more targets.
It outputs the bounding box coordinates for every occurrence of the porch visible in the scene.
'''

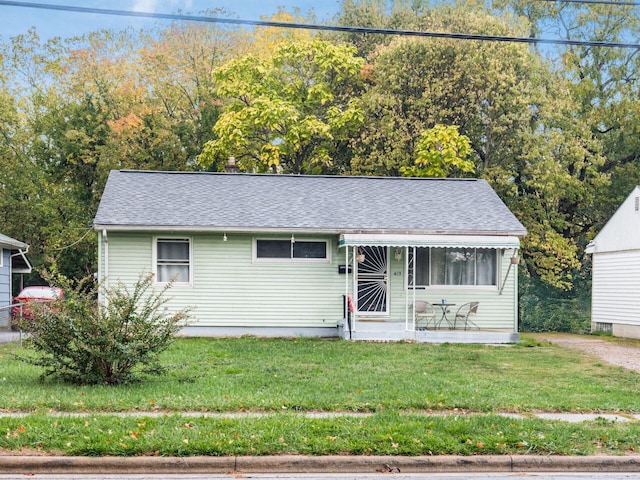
[338,233,521,344]
[338,320,519,344]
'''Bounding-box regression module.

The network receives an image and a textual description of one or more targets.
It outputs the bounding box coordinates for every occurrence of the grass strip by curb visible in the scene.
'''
[1,413,638,457]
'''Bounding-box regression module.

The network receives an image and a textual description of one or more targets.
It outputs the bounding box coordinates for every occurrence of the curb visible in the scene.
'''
[1,455,640,474]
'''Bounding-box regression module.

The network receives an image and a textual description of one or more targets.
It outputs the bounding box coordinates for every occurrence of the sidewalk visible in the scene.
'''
[0,328,21,345]
[0,454,640,475]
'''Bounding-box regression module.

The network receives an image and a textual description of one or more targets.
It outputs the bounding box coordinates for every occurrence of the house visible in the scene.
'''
[0,233,31,328]
[93,170,526,343]
[586,186,640,339]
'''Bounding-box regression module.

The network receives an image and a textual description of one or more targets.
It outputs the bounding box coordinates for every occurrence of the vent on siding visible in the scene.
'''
[593,322,612,333]
[636,196,639,212]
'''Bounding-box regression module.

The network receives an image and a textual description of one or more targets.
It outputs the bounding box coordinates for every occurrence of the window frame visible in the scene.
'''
[152,236,193,286]
[0,248,3,268]
[253,238,331,263]
[407,246,500,289]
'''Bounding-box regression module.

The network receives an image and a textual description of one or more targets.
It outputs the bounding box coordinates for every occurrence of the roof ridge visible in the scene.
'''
[114,169,479,182]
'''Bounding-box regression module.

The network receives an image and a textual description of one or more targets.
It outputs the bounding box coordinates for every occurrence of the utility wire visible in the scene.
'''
[1,0,640,49]
[49,228,93,251]
[537,0,640,6]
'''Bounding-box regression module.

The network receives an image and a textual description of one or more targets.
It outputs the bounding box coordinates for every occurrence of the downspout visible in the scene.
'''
[102,230,109,305]
[514,252,519,333]
[499,248,519,295]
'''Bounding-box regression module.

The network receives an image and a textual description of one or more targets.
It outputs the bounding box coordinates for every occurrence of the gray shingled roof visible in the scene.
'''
[0,232,28,249]
[93,170,526,236]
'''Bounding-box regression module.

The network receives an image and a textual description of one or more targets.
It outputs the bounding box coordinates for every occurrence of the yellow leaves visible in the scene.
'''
[6,425,26,439]
[108,112,144,136]
[409,124,475,178]
[204,39,364,174]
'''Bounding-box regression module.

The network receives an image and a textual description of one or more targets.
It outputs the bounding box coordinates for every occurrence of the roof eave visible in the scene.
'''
[94,224,526,237]
[0,240,29,249]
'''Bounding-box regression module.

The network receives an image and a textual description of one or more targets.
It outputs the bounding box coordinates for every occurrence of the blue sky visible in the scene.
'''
[0,0,341,41]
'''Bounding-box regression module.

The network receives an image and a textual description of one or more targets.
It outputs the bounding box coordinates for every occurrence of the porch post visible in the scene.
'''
[404,245,409,330]
[352,245,357,331]
[411,246,416,331]
[344,245,349,337]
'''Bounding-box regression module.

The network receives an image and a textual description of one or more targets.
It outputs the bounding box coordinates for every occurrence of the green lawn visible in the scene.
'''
[1,336,640,456]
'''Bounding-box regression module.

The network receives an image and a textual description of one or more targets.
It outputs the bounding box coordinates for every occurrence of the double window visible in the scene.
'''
[408,247,497,287]
[155,238,191,284]
[255,239,328,262]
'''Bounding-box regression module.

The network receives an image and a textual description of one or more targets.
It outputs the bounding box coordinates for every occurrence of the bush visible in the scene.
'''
[17,274,189,385]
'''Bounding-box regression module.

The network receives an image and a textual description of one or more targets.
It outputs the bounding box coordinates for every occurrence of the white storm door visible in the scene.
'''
[356,246,389,315]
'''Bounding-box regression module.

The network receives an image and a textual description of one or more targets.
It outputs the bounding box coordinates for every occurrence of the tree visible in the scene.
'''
[343,6,608,290]
[199,39,365,174]
[401,124,474,178]
[0,22,241,280]
[350,24,539,178]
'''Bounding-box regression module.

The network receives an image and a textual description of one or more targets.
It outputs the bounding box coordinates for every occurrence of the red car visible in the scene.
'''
[11,286,64,325]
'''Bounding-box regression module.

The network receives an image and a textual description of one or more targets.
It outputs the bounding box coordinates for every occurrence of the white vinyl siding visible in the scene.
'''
[592,250,640,327]
[104,232,344,328]
[99,233,519,331]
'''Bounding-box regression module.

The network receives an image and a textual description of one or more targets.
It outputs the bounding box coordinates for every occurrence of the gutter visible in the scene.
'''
[10,246,32,273]
[94,225,527,237]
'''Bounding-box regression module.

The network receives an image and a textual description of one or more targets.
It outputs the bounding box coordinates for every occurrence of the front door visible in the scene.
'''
[356,246,389,315]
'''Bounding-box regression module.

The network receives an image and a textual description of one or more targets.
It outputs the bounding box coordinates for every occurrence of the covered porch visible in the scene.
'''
[338,233,521,344]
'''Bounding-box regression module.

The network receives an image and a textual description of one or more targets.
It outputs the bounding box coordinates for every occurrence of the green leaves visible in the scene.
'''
[402,124,474,178]
[199,39,365,174]
[16,273,190,385]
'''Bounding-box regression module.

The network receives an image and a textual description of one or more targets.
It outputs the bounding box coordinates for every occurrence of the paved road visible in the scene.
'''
[2,473,640,480]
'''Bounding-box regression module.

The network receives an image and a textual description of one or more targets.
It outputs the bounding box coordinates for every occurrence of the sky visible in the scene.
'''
[0,0,342,41]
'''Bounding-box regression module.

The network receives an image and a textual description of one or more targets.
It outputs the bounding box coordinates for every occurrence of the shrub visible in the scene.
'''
[17,274,189,385]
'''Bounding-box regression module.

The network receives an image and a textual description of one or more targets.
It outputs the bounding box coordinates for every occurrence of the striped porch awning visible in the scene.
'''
[338,233,520,249]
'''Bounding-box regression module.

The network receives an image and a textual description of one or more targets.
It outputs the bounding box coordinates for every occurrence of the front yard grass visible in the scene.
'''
[1,336,640,456]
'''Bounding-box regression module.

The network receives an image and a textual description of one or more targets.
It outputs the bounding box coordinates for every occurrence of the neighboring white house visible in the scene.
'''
[586,186,640,338]
[93,170,526,343]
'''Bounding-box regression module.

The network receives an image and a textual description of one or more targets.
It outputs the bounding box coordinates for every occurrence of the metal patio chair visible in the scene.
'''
[453,302,480,330]
[414,300,437,330]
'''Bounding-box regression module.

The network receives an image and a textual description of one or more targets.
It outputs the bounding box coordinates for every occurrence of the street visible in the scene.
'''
[2,473,640,480]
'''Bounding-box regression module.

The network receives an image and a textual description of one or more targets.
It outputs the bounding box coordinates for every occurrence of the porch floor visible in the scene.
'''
[339,321,519,344]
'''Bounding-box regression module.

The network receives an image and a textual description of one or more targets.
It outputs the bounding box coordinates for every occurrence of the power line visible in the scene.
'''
[537,0,640,6]
[1,0,640,49]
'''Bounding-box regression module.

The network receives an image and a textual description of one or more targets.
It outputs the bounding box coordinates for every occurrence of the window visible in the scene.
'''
[408,247,497,287]
[155,238,191,284]
[255,239,328,261]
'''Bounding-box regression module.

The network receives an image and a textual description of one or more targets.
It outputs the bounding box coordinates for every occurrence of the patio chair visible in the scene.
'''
[453,302,480,330]
[413,300,437,330]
